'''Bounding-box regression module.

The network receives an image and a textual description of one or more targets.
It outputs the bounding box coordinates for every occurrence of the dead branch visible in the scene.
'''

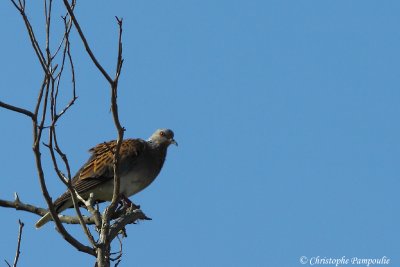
[75,193,102,229]
[6,0,95,256]
[2,1,151,266]
[0,194,146,226]
[110,234,123,266]
[96,16,126,267]
[4,220,24,267]
[0,101,34,119]
[109,208,151,241]
[62,0,113,84]
[0,193,47,216]
[10,0,50,75]
[13,220,24,267]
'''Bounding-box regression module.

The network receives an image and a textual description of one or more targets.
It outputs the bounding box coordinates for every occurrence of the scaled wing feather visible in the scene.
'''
[53,139,146,210]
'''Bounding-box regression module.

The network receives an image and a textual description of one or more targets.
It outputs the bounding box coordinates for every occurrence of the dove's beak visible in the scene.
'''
[170,139,178,146]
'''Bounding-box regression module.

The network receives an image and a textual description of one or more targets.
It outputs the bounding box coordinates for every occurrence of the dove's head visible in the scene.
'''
[149,129,178,147]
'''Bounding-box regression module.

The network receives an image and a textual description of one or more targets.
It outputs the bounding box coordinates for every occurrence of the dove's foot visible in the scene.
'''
[119,195,140,210]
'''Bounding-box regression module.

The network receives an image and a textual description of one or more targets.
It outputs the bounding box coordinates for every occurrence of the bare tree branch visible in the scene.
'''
[0,193,47,216]
[10,0,50,75]
[0,193,149,229]
[109,208,151,241]
[104,17,126,225]
[0,101,34,119]
[96,17,127,267]
[70,191,97,247]
[75,193,102,229]
[42,2,93,243]
[44,135,97,248]
[62,0,113,84]
[110,234,123,267]
[7,0,97,256]
[3,219,24,267]
[13,220,24,267]
[52,1,76,60]
[3,1,152,266]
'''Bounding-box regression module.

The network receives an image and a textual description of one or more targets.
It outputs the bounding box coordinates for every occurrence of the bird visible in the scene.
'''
[35,128,177,229]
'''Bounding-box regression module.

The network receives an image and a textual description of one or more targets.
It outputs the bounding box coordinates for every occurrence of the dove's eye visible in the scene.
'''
[160,131,165,137]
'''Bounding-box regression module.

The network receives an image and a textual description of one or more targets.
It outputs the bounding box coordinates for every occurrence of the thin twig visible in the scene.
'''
[75,193,102,229]
[0,195,114,225]
[44,0,53,62]
[10,0,50,75]
[51,0,75,60]
[55,13,78,120]
[11,220,24,267]
[107,16,126,214]
[33,76,48,118]
[98,17,126,266]
[22,4,96,255]
[109,208,151,241]
[0,101,34,118]
[43,10,93,242]
[0,194,47,216]
[4,1,153,266]
[62,0,113,84]
[110,234,123,266]
[70,190,97,247]
[45,127,96,247]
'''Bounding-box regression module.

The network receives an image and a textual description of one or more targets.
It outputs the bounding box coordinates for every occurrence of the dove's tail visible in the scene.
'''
[35,202,68,229]
[35,212,53,229]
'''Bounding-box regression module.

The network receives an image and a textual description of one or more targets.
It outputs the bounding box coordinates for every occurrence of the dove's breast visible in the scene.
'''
[120,149,167,197]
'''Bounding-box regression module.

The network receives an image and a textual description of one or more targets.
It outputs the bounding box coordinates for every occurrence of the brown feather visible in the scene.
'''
[53,138,147,210]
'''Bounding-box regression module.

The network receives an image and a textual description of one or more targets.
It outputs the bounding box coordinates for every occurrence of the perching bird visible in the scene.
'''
[35,128,177,229]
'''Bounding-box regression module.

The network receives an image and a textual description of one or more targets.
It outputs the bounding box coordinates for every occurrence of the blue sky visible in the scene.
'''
[0,1,399,266]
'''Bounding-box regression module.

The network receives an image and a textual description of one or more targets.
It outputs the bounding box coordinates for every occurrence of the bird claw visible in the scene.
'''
[119,195,140,210]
